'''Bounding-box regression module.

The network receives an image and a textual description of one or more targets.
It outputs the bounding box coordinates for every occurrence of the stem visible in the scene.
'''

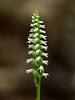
[36,78,41,100]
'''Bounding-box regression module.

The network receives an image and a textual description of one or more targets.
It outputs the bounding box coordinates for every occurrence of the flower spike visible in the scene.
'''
[25,10,49,100]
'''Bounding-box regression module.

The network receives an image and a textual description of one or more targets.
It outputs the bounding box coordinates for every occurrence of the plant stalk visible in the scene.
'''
[36,78,41,100]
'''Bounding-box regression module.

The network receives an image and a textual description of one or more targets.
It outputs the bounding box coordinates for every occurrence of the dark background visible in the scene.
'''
[0,0,75,100]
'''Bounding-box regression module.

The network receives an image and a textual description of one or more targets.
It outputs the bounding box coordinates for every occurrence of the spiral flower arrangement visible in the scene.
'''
[25,10,49,100]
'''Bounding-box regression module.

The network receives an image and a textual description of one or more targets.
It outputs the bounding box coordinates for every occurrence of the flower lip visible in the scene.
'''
[43,73,49,78]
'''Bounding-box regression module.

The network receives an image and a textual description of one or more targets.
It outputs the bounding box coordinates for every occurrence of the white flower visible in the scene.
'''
[36,16,39,18]
[43,73,49,78]
[40,25,45,28]
[42,52,48,57]
[40,29,46,33]
[34,44,40,49]
[33,38,39,43]
[29,33,33,37]
[28,45,33,48]
[38,66,44,73]
[40,35,47,40]
[43,60,48,65]
[29,29,33,32]
[26,58,32,63]
[32,16,35,19]
[34,33,38,38]
[39,21,43,23]
[30,23,38,27]
[33,28,38,32]
[41,40,47,45]
[35,49,40,54]
[32,20,35,22]
[35,19,39,21]
[27,37,33,43]
[41,45,48,50]
[36,57,41,62]
[25,69,33,74]
[28,50,33,55]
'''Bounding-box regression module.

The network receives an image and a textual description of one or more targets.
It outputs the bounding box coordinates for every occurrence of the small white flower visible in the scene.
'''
[41,45,48,50]
[25,69,33,74]
[40,25,45,28]
[39,21,43,23]
[29,33,33,37]
[43,73,49,78]
[30,23,38,27]
[43,60,48,65]
[35,19,39,21]
[28,44,33,48]
[32,16,35,19]
[38,66,44,73]
[28,50,33,55]
[41,40,47,45]
[40,35,47,40]
[27,37,33,43]
[36,57,41,62]
[36,16,39,18]
[26,58,32,63]
[32,20,35,22]
[40,29,46,33]
[34,28,38,32]
[35,49,40,54]
[34,44,40,49]
[29,29,33,32]
[34,33,38,38]
[42,52,48,57]
[33,38,39,43]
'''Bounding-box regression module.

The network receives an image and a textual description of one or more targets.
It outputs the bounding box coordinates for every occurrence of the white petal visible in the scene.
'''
[29,33,33,37]
[29,29,33,32]
[25,69,33,74]
[42,52,48,57]
[32,20,35,22]
[43,60,48,65]
[39,21,43,23]
[40,29,46,33]
[27,37,33,43]
[36,16,39,18]
[33,38,39,43]
[26,58,32,63]
[34,28,38,32]
[30,24,33,27]
[40,35,47,40]
[36,57,41,62]
[35,19,39,21]
[35,49,40,54]
[28,50,33,55]
[43,73,49,78]
[34,44,40,49]
[40,25,45,28]
[41,45,48,50]
[30,23,38,27]
[38,66,44,73]
[41,40,47,45]
[28,45,33,48]
[32,16,35,19]
[34,33,38,38]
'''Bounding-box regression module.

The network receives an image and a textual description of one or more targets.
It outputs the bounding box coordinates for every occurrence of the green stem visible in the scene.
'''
[36,78,41,100]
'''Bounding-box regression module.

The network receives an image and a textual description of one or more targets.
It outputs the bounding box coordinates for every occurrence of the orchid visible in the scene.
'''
[25,10,49,100]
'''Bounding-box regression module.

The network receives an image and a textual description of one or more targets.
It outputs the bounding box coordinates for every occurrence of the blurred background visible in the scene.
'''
[0,0,75,100]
